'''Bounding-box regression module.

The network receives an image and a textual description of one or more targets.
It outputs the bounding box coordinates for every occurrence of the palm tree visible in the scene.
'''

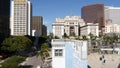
[103,34,118,48]
[103,35,111,46]
[37,43,50,67]
[88,33,94,40]
[111,34,119,53]
[88,33,99,53]
[82,35,87,40]
[112,34,118,46]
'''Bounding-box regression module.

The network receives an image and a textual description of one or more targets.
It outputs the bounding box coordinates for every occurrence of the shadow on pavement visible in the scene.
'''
[88,65,91,68]
[19,65,33,68]
[118,64,120,68]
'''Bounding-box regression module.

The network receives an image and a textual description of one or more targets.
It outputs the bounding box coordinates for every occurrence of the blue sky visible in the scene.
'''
[13,0,120,31]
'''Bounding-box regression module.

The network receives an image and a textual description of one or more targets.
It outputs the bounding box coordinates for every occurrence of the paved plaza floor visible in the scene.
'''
[88,53,120,68]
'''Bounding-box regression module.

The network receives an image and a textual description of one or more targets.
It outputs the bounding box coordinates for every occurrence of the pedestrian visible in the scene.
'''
[102,55,104,58]
[100,57,102,61]
[103,60,106,63]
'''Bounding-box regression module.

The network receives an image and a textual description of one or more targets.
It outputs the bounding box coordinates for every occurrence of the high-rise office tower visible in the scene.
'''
[42,25,47,36]
[11,0,32,36]
[81,4,105,31]
[32,16,43,36]
[105,6,120,25]
[0,0,10,39]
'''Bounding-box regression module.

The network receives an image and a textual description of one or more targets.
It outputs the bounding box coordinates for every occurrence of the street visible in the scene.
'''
[20,56,42,68]
[20,54,52,68]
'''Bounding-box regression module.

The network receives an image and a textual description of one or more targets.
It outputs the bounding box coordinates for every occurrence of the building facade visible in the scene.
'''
[51,39,88,68]
[42,25,47,36]
[81,4,105,31]
[80,23,99,37]
[82,4,120,34]
[105,6,120,25]
[52,16,85,38]
[0,0,10,39]
[11,0,32,36]
[104,22,120,34]
[32,16,43,36]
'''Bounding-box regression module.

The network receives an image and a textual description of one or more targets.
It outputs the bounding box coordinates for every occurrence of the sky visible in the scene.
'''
[12,0,120,32]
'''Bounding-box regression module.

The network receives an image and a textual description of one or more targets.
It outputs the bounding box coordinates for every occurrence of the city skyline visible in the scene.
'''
[11,0,120,31]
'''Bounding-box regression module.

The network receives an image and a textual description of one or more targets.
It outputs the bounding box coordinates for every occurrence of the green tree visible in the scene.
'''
[82,35,87,40]
[112,34,118,43]
[88,33,97,40]
[88,33,98,47]
[1,36,32,54]
[103,35,110,45]
[39,35,48,44]
[102,34,119,53]
[111,34,119,48]
[63,33,68,38]
[37,43,50,66]
[54,36,60,39]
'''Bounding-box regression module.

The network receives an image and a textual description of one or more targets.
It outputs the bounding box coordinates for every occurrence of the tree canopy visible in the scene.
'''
[1,36,32,53]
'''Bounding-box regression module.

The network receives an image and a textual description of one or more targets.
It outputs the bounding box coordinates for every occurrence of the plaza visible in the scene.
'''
[88,53,120,68]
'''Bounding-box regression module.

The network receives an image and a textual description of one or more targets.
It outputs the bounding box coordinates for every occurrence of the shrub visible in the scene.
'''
[0,56,26,68]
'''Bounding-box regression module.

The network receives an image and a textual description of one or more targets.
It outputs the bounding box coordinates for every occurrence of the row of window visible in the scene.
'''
[14,5,27,7]
[14,23,26,24]
[14,33,26,35]
[14,13,27,15]
[14,24,26,28]
[14,8,27,10]
[14,22,26,23]
[65,22,79,24]
[14,14,27,16]
[14,18,27,20]
[14,30,26,32]
[14,31,26,33]
[14,27,26,28]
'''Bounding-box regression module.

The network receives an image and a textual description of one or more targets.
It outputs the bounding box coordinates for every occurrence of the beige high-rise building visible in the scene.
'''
[52,16,85,38]
[105,6,120,25]
[11,0,32,36]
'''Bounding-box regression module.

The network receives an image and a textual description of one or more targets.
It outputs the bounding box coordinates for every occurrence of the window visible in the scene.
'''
[55,50,59,56]
[54,49,63,56]
[59,49,63,56]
